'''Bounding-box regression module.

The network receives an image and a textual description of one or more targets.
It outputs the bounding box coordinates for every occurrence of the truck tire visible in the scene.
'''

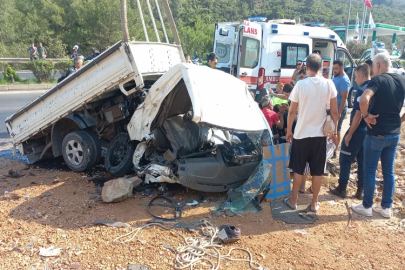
[81,129,102,166]
[105,133,136,177]
[62,130,98,172]
[348,87,354,108]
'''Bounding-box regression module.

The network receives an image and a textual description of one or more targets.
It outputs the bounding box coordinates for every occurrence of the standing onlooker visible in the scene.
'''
[332,60,351,158]
[58,55,84,83]
[37,43,47,60]
[206,53,218,69]
[184,54,192,63]
[298,69,307,80]
[365,59,374,78]
[330,63,371,200]
[291,60,303,82]
[27,43,37,61]
[285,53,339,212]
[352,53,405,218]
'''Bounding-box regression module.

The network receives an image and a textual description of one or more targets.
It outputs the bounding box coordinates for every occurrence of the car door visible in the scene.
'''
[357,50,372,66]
[235,20,262,90]
[336,48,355,83]
[213,23,236,74]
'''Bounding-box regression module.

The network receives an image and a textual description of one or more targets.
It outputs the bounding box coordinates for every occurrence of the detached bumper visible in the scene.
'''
[177,149,260,193]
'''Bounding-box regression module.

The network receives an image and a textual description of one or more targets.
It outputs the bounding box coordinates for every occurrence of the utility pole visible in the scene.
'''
[360,3,367,44]
[120,0,130,42]
[345,0,352,44]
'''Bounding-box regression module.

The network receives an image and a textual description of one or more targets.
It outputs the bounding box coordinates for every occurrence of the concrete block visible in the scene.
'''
[28,84,48,90]
[8,85,28,90]
[0,85,9,91]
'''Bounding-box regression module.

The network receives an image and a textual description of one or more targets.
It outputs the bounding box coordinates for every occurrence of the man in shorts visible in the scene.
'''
[285,53,339,212]
[332,60,351,158]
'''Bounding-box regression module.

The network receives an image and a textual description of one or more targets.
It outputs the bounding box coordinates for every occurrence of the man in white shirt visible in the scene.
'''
[285,53,339,212]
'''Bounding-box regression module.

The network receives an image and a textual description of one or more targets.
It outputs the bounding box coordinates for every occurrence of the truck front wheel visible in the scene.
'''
[62,130,98,172]
[105,133,136,177]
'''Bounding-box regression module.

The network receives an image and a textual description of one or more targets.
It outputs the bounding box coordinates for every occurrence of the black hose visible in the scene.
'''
[148,195,183,221]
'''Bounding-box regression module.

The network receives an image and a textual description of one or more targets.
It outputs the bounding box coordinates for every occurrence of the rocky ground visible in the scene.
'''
[0,125,404,270]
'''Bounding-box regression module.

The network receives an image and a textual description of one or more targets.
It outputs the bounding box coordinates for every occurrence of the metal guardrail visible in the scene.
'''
[0,58,68,64]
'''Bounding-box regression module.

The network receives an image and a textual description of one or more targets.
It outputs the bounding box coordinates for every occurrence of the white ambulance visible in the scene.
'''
[213,18,356,101]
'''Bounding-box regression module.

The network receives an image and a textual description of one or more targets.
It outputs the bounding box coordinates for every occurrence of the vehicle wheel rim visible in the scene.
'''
[110,143,128,167]
[66,140,84,166]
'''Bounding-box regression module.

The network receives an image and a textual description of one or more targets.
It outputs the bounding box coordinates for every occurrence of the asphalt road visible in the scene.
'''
[0,90,46,138]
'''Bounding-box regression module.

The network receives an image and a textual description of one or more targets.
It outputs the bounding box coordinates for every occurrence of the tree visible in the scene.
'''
[0,0,404,58]
[120,0,130,42]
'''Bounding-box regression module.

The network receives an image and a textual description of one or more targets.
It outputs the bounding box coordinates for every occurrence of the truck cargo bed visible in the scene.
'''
[5,41,182,150]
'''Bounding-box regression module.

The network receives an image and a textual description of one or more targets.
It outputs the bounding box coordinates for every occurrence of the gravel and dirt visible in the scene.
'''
[0,125,405,270]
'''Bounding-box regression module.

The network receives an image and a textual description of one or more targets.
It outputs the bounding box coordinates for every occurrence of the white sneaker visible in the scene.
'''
[351,203,372,217]
[372,203,391,219]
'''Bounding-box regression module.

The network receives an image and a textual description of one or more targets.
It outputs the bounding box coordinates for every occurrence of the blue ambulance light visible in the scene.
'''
[248,16,267,22]
[272,30,278,34]
[271,24,278,29]
[304,32,309,36]
[330,34,336,39]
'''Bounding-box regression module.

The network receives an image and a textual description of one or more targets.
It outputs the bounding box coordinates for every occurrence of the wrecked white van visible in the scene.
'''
[125,63,272,192]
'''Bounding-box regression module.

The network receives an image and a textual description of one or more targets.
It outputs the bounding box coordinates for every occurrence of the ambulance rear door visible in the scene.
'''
[213,23,237,74]
[236,20,262,90]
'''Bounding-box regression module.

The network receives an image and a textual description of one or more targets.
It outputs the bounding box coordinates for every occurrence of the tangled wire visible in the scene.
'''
[113,219,266,270]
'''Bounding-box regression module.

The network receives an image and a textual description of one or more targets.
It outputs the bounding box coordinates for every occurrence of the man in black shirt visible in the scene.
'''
[352,53,405,219]
[331,64,370,200]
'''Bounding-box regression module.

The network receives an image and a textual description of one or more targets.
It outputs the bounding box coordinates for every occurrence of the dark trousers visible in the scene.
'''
[338,129,366,189]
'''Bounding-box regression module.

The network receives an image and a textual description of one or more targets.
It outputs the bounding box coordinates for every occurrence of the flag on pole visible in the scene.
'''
[355,13,360,33]
[365,0,372,8]
[369,12,376,29]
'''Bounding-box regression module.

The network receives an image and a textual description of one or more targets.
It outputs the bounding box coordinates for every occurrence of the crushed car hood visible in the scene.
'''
[128,63,269,141]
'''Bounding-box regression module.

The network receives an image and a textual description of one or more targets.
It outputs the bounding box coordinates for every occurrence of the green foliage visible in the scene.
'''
[346,41,369,59]
[27,60,55,83]
[0,62,9,72]
[397,60,405,67]
[0,0,405,60]
[3,65,20,82]
[9,63,29,71]
[54,60,73,76]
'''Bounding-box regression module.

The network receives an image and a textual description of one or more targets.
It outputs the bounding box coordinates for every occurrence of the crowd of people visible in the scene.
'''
[261,52,405,218]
